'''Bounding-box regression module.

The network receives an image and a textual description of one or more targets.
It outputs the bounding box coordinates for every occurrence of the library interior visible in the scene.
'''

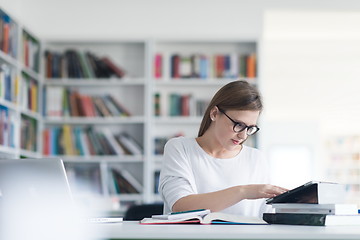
[1,0,360,239]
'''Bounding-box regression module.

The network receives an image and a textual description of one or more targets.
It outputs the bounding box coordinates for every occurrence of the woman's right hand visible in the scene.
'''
[239,184,288,199]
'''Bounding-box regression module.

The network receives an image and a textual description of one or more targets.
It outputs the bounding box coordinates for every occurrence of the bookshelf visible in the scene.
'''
[41,40,149,212]
[324,135,360,206]
[0,8,42,159]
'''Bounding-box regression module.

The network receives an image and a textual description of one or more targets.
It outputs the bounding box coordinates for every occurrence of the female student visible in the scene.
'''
[158,80,287,218]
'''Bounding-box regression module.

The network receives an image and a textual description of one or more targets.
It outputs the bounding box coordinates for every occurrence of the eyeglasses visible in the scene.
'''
[217,108,260,136]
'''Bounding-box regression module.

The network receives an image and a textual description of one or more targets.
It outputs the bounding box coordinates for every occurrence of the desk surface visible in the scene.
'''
[90,221,360,240]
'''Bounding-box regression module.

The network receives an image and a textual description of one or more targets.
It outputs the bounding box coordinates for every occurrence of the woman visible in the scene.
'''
[158,80,287,218]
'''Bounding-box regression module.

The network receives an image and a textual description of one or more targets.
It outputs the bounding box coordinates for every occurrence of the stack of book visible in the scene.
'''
[263,181,360,226]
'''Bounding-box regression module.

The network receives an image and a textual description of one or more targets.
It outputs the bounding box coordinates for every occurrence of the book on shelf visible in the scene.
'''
[45,49,126,79]
[271,203,358,215]
[0,64,14,103]
[154,137,167,155]
[106,94,131,116]
[0,12,18,58]
[101,56,125,78]
[114,132,142,155]
[190,54,200,78]
[21,73,38,113]
[246,53,256,78]
[62,124,76,155]
[102,128,125,155]
[45,87,132,117]
[170,54,180,78]
[45,86,63,117]
[98,131,117,155]
[0,105,17,148]
[92,96,112,117]
[22,31,40,72]
[263,213,360,226]
[162,52,257,79]
[154,170,160,194]
[154,53,162,79]
[43,126,141,156]
[110,168,143,194]
[20,115,37,152]
[154,93,161,116]
[266,181,346,205]
[168,93,194,117]
[179,55,192,78]
[141,209,267,225]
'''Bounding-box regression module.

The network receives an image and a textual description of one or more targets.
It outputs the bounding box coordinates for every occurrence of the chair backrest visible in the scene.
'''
[123,203,164,220]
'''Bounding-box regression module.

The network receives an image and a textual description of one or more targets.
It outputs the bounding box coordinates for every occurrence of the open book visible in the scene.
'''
[140,210,267,225]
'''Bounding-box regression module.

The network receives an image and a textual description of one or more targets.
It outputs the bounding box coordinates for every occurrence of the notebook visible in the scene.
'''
[0,158,123,223]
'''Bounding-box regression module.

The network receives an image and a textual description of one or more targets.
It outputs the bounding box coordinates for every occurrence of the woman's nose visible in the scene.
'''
[236,130,247,139]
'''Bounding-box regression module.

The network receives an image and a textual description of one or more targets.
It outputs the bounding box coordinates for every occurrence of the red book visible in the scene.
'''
[171,55,180,78]
[181,95,190,116]
[102,57,125,78]
[69,91,80,117]
[154,53,162,79]
[88,96,97,117]
[43,129,50,155]
[80,95,90,117]
[219,55,225,78]
[2,23,9,53]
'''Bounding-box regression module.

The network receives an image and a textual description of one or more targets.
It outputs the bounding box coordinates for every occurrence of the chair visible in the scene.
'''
[123,203,164,220]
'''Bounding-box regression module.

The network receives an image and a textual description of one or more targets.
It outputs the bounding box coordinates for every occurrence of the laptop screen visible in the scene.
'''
[0,158,73,204]
[0,158,90,240]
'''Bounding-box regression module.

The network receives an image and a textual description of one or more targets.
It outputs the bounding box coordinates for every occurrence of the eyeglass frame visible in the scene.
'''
[217,107,260,136]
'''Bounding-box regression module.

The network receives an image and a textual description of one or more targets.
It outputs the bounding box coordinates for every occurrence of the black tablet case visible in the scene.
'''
[266,181,325,204]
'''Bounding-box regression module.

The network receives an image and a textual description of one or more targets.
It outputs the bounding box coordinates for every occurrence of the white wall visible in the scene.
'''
[2,0,360,40]
[262,10,360,134]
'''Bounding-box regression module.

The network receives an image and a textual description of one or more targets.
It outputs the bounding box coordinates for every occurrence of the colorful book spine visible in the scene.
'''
[165,53,256,79]
[45,87,132,117]
[42,126,143,156]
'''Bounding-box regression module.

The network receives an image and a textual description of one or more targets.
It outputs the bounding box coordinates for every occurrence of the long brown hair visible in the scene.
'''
[198,80,263,137]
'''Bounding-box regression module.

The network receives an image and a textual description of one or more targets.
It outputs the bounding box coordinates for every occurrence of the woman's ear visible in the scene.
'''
[209,106,219,121]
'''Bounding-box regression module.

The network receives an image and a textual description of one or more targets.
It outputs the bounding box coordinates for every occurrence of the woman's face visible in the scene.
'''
[212,108,260,151]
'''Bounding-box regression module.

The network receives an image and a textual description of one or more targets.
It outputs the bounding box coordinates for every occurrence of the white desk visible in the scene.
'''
[90,221,360,240]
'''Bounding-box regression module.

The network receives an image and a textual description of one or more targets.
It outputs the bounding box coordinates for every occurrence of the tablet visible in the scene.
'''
[266,181,324,204]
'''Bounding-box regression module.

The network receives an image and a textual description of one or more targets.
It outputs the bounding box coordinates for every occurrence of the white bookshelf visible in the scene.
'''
[0,8,42,159]
[41,39,150,212]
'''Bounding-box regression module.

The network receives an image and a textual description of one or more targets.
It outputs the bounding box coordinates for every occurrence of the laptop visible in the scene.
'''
[0,158,123,223]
